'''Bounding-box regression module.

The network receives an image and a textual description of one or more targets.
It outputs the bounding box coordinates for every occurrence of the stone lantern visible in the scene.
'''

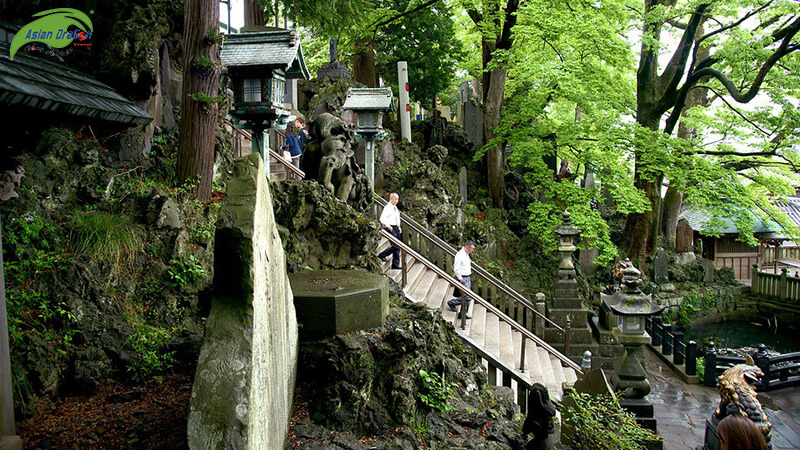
[221,28,309,176]
[603,264,666,335]
[342,87,393,191]
[553,211,580,281]
[601,262,665,432]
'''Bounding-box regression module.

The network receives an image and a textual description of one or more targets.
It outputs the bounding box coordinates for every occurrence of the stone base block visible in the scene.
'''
[546,308,588,327]
[290,270,388,339]
[545,326,595,345]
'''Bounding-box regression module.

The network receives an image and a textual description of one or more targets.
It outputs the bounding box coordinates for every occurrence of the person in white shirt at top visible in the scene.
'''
[448,240,476,319]
[378,193,403,269]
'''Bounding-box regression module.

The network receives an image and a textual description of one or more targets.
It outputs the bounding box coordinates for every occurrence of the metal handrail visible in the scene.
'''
[223,120,305,180]
[373,195,564,332]
[380,229,583,374]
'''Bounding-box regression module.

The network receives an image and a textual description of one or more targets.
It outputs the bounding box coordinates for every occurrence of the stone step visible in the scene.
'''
[402,263,426,299]
[537,347,560,400]
[511,329,522,372]
[564,366,578,387]
[426,277,450,311]
[408,264,431,297]
[465,302,486,344]
[483,311,500,358]
[410,270,438,303]
[498,321,515,367]
[544,326,597,345]
[549,356,567,393]
[523,337,544,386]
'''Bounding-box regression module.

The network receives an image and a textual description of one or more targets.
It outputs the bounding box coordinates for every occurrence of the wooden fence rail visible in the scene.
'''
[751,264,800,303]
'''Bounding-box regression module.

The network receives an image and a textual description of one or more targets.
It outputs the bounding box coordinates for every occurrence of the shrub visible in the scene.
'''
[69,211,144,273]
[166,255,206,288]
[561,391,659,450]
[417,369,456,413]
[125,318,177,383]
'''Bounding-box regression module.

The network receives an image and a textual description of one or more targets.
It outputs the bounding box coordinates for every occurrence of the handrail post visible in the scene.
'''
[754,344,770,389]
[752,264,760,295]
[459,293,467,330]
[534,294,546,338]
[704,342,717,387]
[652,317,662,347]
[673,332,684,365]
[662,324,673,356]
[780,268,789,301]
[564,316,572,358]
[685,341,697,376]
[401,248,407,289]
[520,338,527,372]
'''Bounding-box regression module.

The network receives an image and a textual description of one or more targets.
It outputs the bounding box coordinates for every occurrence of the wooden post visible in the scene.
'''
[704,342,717,387]
[752,264,760,295]
[780,268,789,301]
[564,317,572,357]
[0,217,17,436]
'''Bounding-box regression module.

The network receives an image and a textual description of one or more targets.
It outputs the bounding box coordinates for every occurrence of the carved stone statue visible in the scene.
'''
[523,383,556,450]
[301,113,369,210]
[703,357,772,449]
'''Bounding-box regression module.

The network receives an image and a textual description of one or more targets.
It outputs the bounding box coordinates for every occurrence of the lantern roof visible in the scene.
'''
[342,87,394,111]
[221,28,309,80]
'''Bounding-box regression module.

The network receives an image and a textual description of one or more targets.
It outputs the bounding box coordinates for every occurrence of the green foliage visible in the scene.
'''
[125,309,179,383]
[416,368,456,413]
[695,356,706,381]
[188,92,226,105]
[675,291,717,329]
[3,217,74,351]
[68,211,145,273]
[374,0,466,104]
[561,391,660,450]
[166,255,206,288]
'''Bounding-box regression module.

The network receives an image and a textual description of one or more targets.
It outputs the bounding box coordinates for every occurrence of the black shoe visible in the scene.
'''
[458,313,472,320]
[448,300,459,312]
[391,265,401,270]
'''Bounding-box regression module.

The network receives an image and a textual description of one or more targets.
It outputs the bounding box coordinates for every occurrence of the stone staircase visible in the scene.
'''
[377,238,578,400]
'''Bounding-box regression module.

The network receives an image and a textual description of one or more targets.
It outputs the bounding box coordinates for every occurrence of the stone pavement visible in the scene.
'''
[645,348,800,450]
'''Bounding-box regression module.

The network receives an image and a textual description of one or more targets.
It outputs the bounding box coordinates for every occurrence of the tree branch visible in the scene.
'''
[663,15,800,135]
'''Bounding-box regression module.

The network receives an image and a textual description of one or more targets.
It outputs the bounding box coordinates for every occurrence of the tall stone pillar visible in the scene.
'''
[545,212,598,362]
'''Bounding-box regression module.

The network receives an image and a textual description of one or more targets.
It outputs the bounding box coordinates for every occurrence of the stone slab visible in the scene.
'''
[290,270,389,338]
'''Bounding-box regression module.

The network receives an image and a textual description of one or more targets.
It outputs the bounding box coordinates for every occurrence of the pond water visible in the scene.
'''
[683,320,798,354]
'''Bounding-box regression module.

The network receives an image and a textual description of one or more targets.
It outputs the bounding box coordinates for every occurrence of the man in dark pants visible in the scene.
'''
[378,193,402,269]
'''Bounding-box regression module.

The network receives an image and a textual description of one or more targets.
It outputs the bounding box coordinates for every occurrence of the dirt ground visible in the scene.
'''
[17,372,192,449]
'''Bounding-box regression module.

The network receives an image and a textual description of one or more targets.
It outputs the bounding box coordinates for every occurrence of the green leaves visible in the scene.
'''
[417,368,456,413]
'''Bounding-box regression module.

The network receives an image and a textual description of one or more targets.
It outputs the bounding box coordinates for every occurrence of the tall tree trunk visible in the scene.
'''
[662,184,683,249]
[243,0,266,27]
[483,64,506,209]
[353,39,377,87]
[177,0,221,202]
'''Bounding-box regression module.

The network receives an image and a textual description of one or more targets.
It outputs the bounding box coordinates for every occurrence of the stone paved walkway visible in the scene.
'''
[645,348,800,450]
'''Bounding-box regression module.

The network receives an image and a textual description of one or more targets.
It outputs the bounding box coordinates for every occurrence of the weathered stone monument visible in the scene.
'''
[654,248,674,292]
[188,153,298,449]
[290,270,388,339]
[545,212,598,362]
[316,38,351,80]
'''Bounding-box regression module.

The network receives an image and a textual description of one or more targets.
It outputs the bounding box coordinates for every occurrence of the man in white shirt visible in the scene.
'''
[378,193,402,269]
[448,240,476,319]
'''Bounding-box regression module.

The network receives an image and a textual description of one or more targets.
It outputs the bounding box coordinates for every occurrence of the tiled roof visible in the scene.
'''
[342,87,394,110]
[220,29,309,80]
[775,197,800,228]
[0,42,152,125]
[679,208,777,235]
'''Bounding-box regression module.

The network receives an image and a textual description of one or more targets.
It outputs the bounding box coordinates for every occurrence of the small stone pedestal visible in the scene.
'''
[612,329,658,432]
[290,270,388,339]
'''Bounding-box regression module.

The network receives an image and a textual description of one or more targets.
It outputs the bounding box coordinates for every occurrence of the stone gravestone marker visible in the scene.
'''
[655,248,675,292]
[704,259,715,283]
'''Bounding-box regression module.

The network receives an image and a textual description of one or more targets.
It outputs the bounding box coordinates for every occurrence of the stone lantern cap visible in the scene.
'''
[553,211,580,238]
[342,88,394,111]
[601,262,666,317]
